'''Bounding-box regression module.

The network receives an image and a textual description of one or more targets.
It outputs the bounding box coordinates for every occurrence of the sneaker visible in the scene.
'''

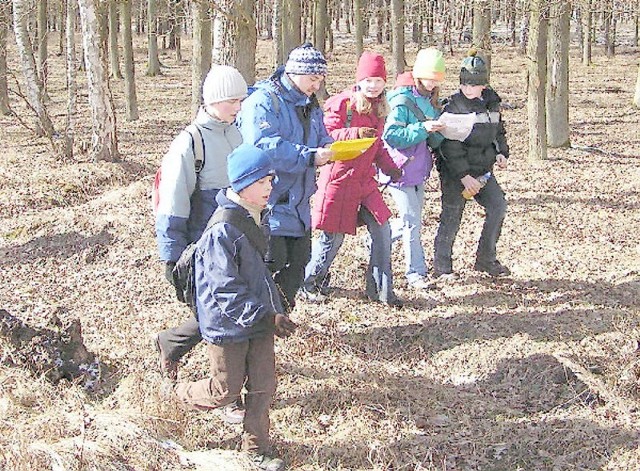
[219,401,245,424]
[474,260,511,277]
[253,453,286,471]
[153,334,178,382]
[408,276,436,290]
[298,287,327,303]
[432,270,459,282]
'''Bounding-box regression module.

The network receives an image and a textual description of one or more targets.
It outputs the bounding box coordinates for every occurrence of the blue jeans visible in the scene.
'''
[304,207,397,303]
[388,184,428,282]
[433,175,507,274]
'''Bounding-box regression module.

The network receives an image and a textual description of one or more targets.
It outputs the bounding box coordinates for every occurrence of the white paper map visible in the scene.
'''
[436,112,476,141]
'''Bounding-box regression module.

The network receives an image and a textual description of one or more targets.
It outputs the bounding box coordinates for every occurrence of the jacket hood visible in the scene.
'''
[263,66,317,108]
[194,107,237,131]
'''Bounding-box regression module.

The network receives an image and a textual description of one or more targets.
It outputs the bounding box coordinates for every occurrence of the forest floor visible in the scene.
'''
[0,33,639,470]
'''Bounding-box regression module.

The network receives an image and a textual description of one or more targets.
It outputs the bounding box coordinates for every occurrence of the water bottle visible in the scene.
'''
[462,172,491,199]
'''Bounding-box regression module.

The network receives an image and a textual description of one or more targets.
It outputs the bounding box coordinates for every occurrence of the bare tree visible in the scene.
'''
[13,0,56,138]
[354,0,364,58]
[121,0,139,120]
[314,0,328,55]
[191,0,211,116]
[526,0,548,161]
[272,0,284,65]
[546,0,570,148]
[37,0,49,93]
[78,0,120,161]
[64,0,77,158]
[582,0,592,65]
[390,0,404,75]
[0,0,11,115]
[146,0,161,75]
[109,0,122,78]
[634,64,640,108]
[235,0,257,83]
[282,0,301,60]
[473,0,492,81]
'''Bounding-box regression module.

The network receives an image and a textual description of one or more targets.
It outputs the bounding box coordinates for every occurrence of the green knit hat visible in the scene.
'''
[413,48,446,81]
[460,49,488,86]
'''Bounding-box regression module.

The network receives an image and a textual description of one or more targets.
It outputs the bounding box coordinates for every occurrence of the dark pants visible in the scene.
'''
[433,174,507,274]
[175,335,276,453]
[265,232,312,312]
[157,314,201,362]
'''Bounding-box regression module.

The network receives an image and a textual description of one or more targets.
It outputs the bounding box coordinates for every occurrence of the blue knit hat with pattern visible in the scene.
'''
[285,43,328,76]
[227,144,275,193]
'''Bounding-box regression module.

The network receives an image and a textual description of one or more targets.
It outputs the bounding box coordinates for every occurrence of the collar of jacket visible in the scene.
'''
[194,106,237,131]
[270,66,317,108]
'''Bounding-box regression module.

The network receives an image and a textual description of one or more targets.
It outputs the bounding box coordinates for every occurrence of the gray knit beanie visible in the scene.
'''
[285,43,328,76]
[202,65,248,104]
[459,50,488,86]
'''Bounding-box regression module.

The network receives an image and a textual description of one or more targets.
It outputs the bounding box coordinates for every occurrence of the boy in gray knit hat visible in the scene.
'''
[237,44,334,312]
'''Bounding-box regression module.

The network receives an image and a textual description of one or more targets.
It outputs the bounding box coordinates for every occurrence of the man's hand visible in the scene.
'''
[424,120,445,133]
[358,127,378,139]
[273,314,297,338]
[460,175,483,197]
[495,153,508,170]
[314,147,334,166]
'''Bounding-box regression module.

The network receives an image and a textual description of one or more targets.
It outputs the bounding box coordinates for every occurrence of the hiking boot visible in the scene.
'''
[408,276,436,290]
[474,260,511,277]
[252,453,286,471]
[298,287,327,303]
[153,334,178,382]
[384,297,404,309]
[432,270,459,283]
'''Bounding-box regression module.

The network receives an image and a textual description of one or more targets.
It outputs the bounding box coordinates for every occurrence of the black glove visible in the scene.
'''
[164,262,176,286]
[358,127,378,139]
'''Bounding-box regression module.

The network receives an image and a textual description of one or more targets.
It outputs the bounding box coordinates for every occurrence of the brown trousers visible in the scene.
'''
[175,334,276,453]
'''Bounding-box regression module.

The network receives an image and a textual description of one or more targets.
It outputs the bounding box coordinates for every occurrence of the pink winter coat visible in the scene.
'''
[312,90,399,235]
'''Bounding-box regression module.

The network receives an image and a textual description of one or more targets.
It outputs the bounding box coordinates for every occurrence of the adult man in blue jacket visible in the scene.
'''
[238,43,334,312]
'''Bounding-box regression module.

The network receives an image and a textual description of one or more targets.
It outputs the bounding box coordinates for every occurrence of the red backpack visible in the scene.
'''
[152,124,205,215]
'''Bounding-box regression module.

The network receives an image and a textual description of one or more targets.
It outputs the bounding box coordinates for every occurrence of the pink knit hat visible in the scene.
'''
[356,52,387,82]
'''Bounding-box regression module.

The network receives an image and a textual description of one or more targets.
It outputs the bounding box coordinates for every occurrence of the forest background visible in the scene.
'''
[0,0,639,469]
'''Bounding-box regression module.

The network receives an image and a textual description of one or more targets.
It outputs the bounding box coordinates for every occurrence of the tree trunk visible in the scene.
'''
[390,0,404,76]
[121,0,139,120]
[546,0,570,148]
[473,0,492,81]
[582,0,592,65]
[235,0,257,83]
[78,0,120,162]
[109,0,122,78]
[146,0,161,75]
[272,0,283,66]
[314,0,327,55]
[37,0,49,93]
[65,0,77,158]
[526,0,547,161]
[519,10,529,55]
[282,0,301,62]
[191,0,211,116]
[354,0,363,58]
[633,64,640,108]
[0,0,11,115]
[13,0,56,138]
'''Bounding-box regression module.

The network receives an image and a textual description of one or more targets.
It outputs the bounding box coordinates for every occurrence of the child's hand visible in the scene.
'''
[386,167,403,182]
[495,154,508,170]
[424,120,445,133]
[314,147,334,166]
[461,175,482,197]
[358,127,378,139]
[273,314,297,338]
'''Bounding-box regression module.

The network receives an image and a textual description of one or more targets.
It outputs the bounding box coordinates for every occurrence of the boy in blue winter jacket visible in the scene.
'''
[237,43,334,312]
[174,144,296,471]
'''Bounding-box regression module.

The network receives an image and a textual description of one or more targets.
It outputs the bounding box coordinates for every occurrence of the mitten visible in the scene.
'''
[358,127,378,139]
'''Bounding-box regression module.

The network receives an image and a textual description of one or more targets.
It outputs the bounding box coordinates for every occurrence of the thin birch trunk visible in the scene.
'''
[0,0,11,115]
[65,0,77,158]
[109,0,122,78]
[121,0,139,120]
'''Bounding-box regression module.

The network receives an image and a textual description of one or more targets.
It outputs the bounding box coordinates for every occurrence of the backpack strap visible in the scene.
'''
[390,94,427,123]
[184,124,205,174]
[344,98,353,128]
[206,207,268,257]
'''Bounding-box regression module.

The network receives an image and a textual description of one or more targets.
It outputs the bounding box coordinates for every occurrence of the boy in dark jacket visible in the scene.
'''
[174,144,297,471]
[433,51,511,278]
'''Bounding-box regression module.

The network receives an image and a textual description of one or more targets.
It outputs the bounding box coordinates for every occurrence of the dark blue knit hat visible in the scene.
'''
[285,43,328,76]
[227,144,275,193]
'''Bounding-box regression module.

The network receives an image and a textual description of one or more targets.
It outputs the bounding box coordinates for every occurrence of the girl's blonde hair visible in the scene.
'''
[352,89,390,119]
[415,79,442,111]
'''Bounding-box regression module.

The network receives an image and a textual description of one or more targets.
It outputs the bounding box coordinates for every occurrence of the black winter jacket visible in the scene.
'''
[438,87,509,181]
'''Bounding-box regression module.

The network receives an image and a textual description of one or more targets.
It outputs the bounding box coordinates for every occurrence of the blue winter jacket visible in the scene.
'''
[237,68,333,237]
[156,108,242,262]
[195,191,283,345]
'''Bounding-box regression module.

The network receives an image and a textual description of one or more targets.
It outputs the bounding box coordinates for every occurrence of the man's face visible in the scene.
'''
[239,175,274,208]
[289,74,325,96]
[460,84,486,99]
[206,98,243,123]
